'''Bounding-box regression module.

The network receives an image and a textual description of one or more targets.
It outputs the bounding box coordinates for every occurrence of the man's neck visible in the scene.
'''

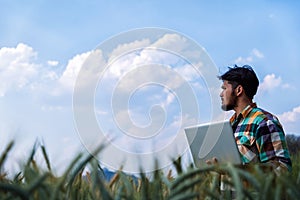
[234,98,253,116]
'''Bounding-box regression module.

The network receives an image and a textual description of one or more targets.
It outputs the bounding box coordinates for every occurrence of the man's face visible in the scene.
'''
[220,80,237,111]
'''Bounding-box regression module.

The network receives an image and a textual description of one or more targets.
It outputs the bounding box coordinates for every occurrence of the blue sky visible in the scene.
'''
[1,0,300,174]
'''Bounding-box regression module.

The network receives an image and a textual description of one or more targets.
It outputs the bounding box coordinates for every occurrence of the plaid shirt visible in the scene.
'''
[230,103,292,171]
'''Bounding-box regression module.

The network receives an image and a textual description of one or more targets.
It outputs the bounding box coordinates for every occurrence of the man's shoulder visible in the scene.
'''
[249,106,280,124]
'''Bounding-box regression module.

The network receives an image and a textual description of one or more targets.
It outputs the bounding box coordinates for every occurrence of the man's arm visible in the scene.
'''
[256,119,292,173]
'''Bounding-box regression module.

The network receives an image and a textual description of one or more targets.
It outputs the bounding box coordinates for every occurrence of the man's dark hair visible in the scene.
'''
[218,65,259,99]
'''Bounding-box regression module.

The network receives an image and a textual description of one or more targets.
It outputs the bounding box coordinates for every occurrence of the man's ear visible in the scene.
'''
[235,85,243,96]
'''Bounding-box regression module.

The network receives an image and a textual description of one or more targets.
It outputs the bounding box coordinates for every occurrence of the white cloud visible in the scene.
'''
[106,33,189,77]
[109,38,151,62]
[0,43,39,96]
[112,65,186,94]
[174,64,198,82]
[57,49,105,95]
[252,48,264,58]
[259,74,282,91]
[106,52,138,79]
[58,51,91,90]
[161,91,176,109]
[235,56,253,64]
[101,33,198,101]
[278,106,300,135]
[258,73,292,94]
[234,48,264,64]
[278,106,300,123]
[0,43,103,103]
[151,33,188,52]
[47,60,59,66]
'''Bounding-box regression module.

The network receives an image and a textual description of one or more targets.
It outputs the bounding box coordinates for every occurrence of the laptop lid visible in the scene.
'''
[184,121,241,167]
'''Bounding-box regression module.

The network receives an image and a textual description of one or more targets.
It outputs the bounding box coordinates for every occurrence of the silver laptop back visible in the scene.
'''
[184,121,241,167]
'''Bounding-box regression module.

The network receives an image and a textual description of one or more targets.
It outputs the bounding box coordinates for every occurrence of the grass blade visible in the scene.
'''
[0,183,29,200]
[0,140,14,171]
[40,140,52,172]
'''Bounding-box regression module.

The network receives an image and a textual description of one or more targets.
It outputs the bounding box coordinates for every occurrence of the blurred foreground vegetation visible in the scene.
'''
[0,135,299,200]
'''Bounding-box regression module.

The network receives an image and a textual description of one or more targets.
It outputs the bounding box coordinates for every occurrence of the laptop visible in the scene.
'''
[184,121,241,167]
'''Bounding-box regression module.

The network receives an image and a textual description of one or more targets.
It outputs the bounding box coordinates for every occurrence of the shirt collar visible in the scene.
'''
[230,103,257,122]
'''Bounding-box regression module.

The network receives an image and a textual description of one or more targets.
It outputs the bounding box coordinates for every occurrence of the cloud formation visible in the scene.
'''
[0,43,39,96]
[58,51,92,92]
[278,106,300,123]
[47,60,59,67]
[259,73,291,93]
[234,48,264,64]
[259,74,282,91]
[278,106,300,134]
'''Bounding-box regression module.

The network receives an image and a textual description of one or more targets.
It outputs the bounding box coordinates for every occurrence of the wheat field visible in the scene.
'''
[0,140,299,200]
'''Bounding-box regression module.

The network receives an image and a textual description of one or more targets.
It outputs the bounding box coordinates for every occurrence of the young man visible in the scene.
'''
[219,65,292,173]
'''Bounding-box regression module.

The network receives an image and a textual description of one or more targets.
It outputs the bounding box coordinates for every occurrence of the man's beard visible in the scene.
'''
[221,91,237,111]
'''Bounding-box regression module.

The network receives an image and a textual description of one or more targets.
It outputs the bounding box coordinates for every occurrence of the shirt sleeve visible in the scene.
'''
[255,118,292,171]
